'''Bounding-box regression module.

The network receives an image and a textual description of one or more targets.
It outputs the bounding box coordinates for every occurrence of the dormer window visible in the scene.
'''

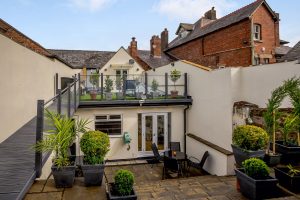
[253,24,261,41]
[180,31,189,38]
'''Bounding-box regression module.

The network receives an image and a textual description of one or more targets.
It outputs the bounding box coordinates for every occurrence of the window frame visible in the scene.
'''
[94,114,123,137]
[253,24,262,41]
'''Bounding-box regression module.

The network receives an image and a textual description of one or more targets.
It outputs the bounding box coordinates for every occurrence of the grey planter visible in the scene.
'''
[274,167,300,193]
[272,141,300,164]
[231,144,265,167]
[81,164,105,186]
[106,93,113,100]
[263,153,281,167]
[116,92,124,100]
[151,91,159,98]
[235,168,279,200]
[107,183,137,200]
[51,164,76,188]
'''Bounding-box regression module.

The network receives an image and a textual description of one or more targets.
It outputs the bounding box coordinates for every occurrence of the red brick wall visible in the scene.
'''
[252,4,279,64]
[168,19,252,68]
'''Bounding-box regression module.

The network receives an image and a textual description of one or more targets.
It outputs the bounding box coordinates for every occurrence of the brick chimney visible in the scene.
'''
[150,35,161,57]
[161,28,169,51]
[274,13,280,47]
[128,37,138,58]
[204,7,217,20]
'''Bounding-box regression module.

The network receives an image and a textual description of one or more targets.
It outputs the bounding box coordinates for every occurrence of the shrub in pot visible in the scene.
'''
[115,76,124,100]
[107,169,137,200]
[235,158,279,200]
[35,110,90,188]
[232,125,269,167]
[274,164,300,193]
[80,130,110,186]
[170,69,181,98]
[105,76,114,100]
[151,79,159,98]
[89,70,100,100]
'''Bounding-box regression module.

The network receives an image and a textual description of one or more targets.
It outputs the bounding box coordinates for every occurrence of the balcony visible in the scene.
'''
[78,73,192,107]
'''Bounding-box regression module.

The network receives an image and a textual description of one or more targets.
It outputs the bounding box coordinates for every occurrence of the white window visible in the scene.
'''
[253,24,261,41]
[95,115,122,136]
[116,69,128,79]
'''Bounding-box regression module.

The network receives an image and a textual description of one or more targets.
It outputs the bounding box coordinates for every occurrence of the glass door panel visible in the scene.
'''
[145,116,153,151]
[157,115,165,150]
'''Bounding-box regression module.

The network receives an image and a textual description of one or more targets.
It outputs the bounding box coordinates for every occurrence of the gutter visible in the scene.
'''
[183,105,190,154]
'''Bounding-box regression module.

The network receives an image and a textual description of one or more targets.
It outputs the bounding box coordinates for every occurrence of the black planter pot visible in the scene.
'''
[51,164,76,188]
[107,183,137,200]
[263,153,281,167]
[272,141,300,164]
[274,167,300,193]
[235,168,279,200]
[231,145,265,167]
[81,164,105,186]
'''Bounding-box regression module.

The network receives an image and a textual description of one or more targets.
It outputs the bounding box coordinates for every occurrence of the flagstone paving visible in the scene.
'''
[25,164,299,200]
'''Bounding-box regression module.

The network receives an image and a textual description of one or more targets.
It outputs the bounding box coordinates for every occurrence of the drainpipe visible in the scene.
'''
[184,105,190,154]
[250,17,255,65]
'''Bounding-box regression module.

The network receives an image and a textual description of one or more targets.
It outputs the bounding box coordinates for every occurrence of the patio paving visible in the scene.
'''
[25,163,299,200]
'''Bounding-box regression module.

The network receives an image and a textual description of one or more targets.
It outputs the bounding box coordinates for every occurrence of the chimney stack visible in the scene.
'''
[161,28,169,51]
[128,37,138,58]
[204,7,216,20]
[150,35,161,57]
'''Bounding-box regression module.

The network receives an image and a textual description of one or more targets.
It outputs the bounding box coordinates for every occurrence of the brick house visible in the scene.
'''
[162,0,281,69]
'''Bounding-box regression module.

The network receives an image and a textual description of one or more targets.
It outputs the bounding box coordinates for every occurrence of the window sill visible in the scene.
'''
[109,135,123,138]
[254,39,263,43]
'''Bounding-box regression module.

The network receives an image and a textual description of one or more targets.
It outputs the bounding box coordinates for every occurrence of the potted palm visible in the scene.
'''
[105,76,113,100]
[151,79,159,98]
[235,158,279,200]
[170,69,181,98]
[80,130,110,186]
[231,125,269,167]
[35,110,90,188]
[107,169,137,200]
[274,164,300,193]
[89,70,100,100]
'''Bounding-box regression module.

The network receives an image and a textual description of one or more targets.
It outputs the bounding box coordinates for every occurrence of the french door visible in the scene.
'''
[139,113,168,155]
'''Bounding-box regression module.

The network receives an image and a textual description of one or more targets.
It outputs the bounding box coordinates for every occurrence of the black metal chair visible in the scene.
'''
[162,156,180,179]
[169,142,181,151]
[150,143,163,167]
[187,151,209,176]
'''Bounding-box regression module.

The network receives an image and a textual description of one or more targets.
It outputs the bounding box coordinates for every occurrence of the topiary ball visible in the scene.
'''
[114,169,134,196]
[242,158,269,179]
[233,125,269,151]
[80,131,110,165]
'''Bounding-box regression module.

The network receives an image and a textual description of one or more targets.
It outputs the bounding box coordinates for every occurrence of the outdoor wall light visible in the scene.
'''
[171,62,175,67]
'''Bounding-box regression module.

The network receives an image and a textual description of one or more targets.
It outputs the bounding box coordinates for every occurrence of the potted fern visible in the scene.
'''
[107,169,137,200]
[105,76,114,100]
[231,125,269,167]
[80,130,110,186]
[235,158,279,200]
[35,110,90,188]
[170,69,181,98]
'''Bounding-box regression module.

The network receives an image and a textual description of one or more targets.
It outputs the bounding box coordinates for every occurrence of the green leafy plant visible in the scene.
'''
[104,75,113,93]
[243,158,270,179]
[151,79,159,92]
[287,164,300,177]
[170,69,181,91]
[35,110,90,168]
[115,76,123,91]
[233,125,269,151]
[114,169,134,196]
[279,114,299,146]
[90,70,100,89]
[80,131,110,164]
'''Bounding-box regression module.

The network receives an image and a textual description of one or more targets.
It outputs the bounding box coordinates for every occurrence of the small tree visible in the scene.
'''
[115,76,123,92]
[104,76,113,93]
[170,69,181,91]
[89,70,100,89]
[151,79,159,92]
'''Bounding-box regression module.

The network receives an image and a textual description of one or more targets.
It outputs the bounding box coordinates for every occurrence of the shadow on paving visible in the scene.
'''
[25,163,298,200]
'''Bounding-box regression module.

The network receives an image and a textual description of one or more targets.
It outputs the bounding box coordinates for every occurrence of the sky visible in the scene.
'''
[1,0,299,51]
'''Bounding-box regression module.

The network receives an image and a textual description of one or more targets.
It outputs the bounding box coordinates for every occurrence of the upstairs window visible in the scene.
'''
[253,24,262,41]
[95,115,122,136]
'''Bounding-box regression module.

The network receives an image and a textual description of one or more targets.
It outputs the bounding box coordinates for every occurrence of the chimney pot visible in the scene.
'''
[128,37,138,58]
[161,28,169,51]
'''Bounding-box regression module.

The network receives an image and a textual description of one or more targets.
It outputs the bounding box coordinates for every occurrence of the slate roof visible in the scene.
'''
[137,50,175,69]
[167,0,277,50]
[48,49,116,69]
[280,41,300,62]
[275,46,292,56]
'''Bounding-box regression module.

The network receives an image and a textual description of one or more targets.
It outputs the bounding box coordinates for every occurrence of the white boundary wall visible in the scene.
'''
[0,34,79,142]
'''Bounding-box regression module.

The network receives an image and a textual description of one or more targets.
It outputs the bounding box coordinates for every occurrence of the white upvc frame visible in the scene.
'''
[94,114,123,138]
[140,113,168,156]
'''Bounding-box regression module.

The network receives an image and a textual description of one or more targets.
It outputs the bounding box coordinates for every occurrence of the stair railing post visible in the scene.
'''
[145,72,148,96]
[101,73,104,100]
[165,73,168,99]
[55,73,59,95]
[57,89,61,114]
[74,74,77,111]
[123,75,126,97]
[78,73,81,104]
[35,100,44,178]
[67,83,71,118]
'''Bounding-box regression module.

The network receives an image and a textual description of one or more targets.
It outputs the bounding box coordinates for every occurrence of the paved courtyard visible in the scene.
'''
[25,163,299,200]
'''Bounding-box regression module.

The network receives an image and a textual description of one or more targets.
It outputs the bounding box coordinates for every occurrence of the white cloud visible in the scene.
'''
[68,0,114,11]
[153,0,238,21]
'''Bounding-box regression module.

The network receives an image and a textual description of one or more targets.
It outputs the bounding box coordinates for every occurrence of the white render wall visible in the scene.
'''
[0,34,79,143]
[74,106,185,160]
